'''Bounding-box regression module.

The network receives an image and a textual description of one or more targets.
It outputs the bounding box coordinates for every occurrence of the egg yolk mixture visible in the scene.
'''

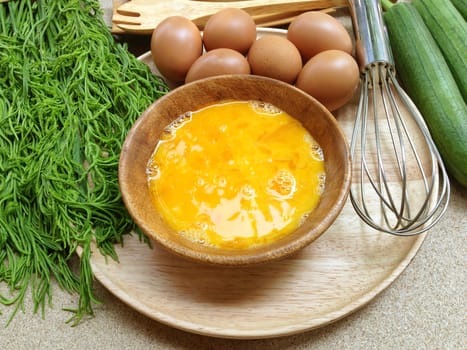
[146,100,325,249]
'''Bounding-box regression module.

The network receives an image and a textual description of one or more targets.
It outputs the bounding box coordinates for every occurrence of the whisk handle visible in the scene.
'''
[350,0,394,69]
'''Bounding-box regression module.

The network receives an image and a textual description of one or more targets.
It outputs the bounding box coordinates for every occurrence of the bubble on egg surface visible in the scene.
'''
[146,159,160,180]
[180,227,209,246]
[159,112,192,142]
[311,144,324,161]
[302,133,324,161]
[167,112,192,131]
[178,214,217,246]
[249,101,282,116]
[267,170,297,198]
[217,176,227,187]
[318,172,326,195]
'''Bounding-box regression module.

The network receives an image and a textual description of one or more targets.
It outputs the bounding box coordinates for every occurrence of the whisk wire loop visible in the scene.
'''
[350,63,450,236]
[391,74,451,224]
[349,0,450,236]
[376,64,409,230]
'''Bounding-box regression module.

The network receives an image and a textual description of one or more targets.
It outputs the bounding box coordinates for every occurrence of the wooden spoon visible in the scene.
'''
[113,0,348,35]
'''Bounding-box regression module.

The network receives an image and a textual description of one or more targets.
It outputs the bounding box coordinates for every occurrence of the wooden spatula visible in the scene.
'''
[113,0,348,35]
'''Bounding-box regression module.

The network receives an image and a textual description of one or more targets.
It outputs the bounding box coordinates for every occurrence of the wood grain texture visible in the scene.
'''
[111,0,127,32]
[112,0,348,34]
[87,28,427,339]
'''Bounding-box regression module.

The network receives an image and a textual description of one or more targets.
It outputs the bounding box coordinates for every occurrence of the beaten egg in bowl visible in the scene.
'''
[119,75,350,266]
[146,100,326,249]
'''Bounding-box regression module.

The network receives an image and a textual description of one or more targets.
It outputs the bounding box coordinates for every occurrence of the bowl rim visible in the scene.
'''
[119,74,351,266]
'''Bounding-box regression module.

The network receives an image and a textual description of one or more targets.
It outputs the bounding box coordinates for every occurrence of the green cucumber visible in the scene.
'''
[413,0,467,101]
[450,0,467,20]
[383,2,467,187]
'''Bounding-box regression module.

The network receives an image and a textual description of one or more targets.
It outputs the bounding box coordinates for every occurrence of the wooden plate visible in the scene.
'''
[87,28,426,339]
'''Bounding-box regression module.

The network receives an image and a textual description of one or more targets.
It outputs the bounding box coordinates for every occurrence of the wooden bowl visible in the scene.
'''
[119,75,351,266]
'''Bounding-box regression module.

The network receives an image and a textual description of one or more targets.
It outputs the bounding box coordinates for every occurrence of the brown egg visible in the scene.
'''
[295,50,360,112]
[247,35,302,84]
[202,8,256,55]
[287,11,352,62]
[185,48,251,83]
[151,16,203,82]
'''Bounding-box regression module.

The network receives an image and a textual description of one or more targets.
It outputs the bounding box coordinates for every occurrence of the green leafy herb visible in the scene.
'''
[0,0,169,325]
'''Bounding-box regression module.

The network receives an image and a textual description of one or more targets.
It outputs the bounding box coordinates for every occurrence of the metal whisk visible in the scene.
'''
[348,0,450,236]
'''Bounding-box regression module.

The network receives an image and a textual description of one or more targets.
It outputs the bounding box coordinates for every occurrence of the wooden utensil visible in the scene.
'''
[113,0,348,34]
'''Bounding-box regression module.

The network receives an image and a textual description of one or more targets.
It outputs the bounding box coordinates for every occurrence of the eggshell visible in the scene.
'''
[185,48,251,83]
[287,11,352,62]
[247,35,302,84]
[203,8,257,55]
[295,50,360,111]
[151,16,203,82]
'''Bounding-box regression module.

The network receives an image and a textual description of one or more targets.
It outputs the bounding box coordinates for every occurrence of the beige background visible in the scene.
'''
[1,1,466,349]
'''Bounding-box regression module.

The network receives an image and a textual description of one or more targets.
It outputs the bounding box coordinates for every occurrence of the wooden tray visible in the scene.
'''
[88,28,426,339]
